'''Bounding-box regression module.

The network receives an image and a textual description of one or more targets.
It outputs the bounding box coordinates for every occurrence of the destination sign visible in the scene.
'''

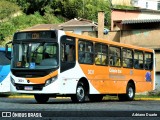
[13,31,56,40]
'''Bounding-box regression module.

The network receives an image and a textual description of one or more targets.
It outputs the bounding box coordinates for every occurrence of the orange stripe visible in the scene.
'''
[26,70,58,84]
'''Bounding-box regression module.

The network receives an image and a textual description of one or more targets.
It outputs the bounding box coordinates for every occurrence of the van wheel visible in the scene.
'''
[34,94,49,103]
[118,83,135,101]
[71,82,86,103]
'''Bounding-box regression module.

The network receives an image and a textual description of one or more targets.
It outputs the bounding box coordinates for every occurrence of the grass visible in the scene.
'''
[103,94,160,101]
[135,95,160,98]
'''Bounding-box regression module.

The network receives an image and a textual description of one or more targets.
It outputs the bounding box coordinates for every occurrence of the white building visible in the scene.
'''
[112,0,160,10]
[23,18,97,35]
[131,0,160,10]
[59,18,97,35]
[112,0,131,6]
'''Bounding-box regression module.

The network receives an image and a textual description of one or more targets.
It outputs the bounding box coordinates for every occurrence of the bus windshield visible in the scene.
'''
[12,42,58,70]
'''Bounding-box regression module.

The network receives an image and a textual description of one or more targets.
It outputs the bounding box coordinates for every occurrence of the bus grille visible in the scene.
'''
[15,84,44,91]
[12,71,47,77]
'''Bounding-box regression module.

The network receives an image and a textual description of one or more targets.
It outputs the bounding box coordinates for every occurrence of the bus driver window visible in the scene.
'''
[78,40,93,64]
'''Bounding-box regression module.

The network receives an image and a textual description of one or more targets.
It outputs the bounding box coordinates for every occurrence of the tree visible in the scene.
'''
[43,5,63,24]
[0,33,5,41]
[6,0,29,13]
[6,0,51,14]
[58,0,111,25]
[6,0,111,27]
[0,0,20,20]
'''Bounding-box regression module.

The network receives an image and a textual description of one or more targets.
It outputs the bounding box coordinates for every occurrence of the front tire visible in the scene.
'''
[34,94,49,103]
[71,82,87,103]
[118,83,135,101]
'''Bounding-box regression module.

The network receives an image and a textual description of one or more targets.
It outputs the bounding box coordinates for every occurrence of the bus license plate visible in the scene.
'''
[24,86,33,91]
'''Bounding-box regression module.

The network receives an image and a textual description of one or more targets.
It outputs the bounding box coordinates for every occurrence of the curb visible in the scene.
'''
[135,98,160,101]
[8,95,70,99]
[8,95,160,101]
[8,95,34,99]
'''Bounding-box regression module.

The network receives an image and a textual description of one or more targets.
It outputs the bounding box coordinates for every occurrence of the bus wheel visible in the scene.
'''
[71,82,86,103]
[118,83,135,101]
[89,95,103,102]
[34,94,49,103]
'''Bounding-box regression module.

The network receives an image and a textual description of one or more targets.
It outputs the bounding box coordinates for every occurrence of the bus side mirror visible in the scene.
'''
[5,41,12,60]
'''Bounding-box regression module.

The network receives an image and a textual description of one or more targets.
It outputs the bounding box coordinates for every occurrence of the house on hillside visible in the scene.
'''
[23,24,62,31]
[23,18,97,35]
[112,0,160,11]
[60,18,97,34]
[112,0,131,6]
[111,9,160,31]
[111,8,160,90]
[131,0,160,10]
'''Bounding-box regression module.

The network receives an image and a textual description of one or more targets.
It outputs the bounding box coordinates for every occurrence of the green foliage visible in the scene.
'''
[0,0,20,20]
[0,10,63,46]
[0,0,136,46]
[6,0,29,12]
[0,0,20,44]
[4,0,135,27]
[59,0,110,22]
[7,0,52,14]
[43,5,64,24]
[0,0,112,45]
[0,11,63,46]
[6,0,111,24]
[113,5,136,10]
[60,0,111,26]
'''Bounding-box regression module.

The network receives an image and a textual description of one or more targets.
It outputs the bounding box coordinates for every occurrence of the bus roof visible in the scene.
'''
[65,31,153,53]
[14,29,153,53]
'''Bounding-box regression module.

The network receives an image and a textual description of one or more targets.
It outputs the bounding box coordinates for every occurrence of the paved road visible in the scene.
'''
[0,97,160,120]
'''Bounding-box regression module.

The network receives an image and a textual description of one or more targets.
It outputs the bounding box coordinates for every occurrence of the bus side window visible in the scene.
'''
[134,59,139,69]
[122,48,133,68]
[134,51,144,69]
[78,41,85,63]
[109,46,121,67]
[139,52,144,69]
[145,53,153,70]
[78,40,93,64]
[95,43,107,65]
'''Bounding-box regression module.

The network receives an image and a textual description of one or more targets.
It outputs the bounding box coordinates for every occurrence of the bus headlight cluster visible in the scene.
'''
[45,76,57,86]
[11,77,15,86]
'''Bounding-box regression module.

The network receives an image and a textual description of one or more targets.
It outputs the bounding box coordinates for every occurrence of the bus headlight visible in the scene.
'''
[11,77,15,86]
[45,76,57,86]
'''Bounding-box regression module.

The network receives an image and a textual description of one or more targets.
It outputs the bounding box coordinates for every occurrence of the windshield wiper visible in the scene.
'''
[34,42,45,53]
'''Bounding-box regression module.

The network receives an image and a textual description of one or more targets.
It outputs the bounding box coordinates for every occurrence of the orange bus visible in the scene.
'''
[6,29,155,103]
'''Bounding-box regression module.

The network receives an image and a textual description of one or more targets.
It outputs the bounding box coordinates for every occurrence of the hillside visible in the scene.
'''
[0,0,135,46]
[0,1,66,46]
